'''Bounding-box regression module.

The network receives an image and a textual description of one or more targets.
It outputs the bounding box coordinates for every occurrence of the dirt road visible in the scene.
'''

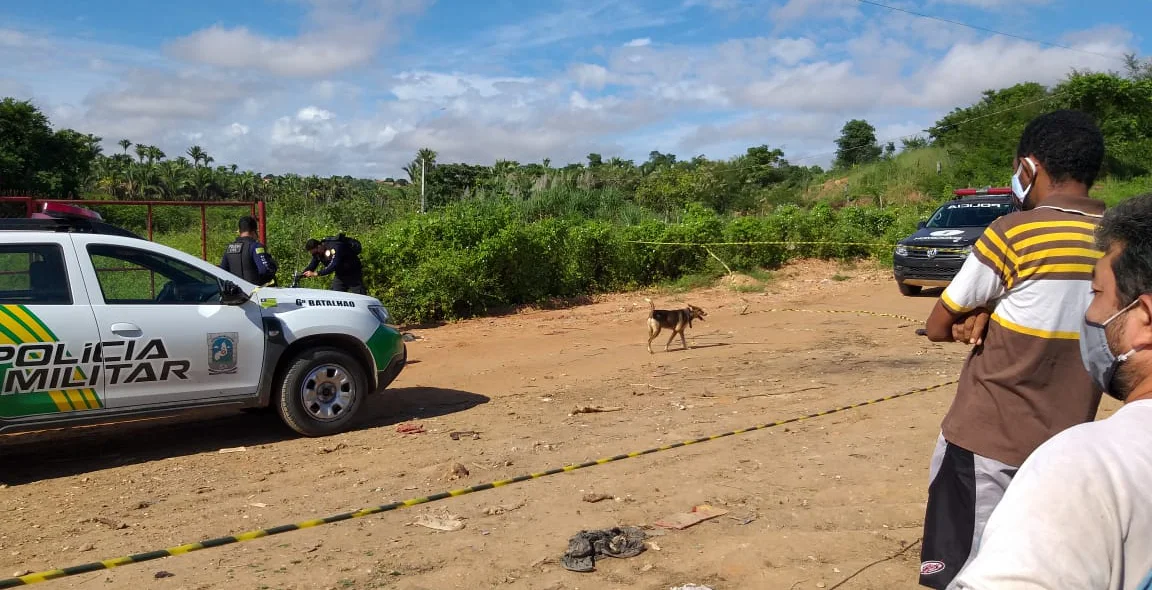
[0,260,1120,590]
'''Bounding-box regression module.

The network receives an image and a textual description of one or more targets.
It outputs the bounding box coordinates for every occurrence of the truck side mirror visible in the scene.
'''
[220,280,250,306]
[917,220,927,230]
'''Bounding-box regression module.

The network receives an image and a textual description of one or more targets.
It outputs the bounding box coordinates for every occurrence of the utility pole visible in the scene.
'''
[420,157,426,214]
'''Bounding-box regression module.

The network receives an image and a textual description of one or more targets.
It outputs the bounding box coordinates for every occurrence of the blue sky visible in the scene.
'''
[0,0,1146,178]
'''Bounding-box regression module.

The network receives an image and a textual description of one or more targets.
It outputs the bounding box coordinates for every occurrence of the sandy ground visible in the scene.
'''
[0,260,1121,590]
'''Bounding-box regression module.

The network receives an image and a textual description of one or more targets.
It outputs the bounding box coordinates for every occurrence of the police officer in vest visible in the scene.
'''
[220,215,279,286]
[302,235,364,294]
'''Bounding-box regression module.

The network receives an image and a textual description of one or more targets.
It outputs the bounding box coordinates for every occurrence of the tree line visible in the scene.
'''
[1,57,1150,219]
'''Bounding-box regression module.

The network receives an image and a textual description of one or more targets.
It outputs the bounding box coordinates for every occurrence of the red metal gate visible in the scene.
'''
[0,197,267,261]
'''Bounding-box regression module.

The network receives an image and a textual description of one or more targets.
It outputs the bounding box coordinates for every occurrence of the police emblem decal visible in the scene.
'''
[208,332,239,375]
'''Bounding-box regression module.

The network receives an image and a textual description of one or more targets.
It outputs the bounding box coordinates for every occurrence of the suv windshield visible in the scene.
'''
[925,201,1014,228]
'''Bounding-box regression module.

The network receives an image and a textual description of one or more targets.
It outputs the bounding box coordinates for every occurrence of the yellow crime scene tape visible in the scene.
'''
[626,239,971,254]
[0,377,958,587]
[758,308,923,325]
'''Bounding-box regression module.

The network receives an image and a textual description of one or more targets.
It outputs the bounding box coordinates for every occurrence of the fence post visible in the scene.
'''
[200,204,208,261]
[257,200,267,246]
[146,204,154,241]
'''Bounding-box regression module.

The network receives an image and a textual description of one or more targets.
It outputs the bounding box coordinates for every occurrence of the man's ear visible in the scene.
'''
[1134,294,1152,349]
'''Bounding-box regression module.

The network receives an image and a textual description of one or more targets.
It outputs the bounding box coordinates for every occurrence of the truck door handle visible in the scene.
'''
[110,323,142,338]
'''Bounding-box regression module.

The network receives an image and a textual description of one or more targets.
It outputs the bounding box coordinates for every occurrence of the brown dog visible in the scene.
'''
[646,298,706,354]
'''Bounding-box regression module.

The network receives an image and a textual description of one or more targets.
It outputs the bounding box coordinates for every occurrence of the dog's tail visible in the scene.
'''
[645,297,654,311]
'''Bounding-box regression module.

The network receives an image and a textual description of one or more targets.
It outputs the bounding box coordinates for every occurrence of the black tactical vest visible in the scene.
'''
[223,236,263,284]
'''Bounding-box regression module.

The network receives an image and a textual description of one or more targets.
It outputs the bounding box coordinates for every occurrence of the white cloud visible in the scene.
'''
[0,1,1139,179]
[770,0,859,24]
[225,122,250,137]
[167,0,431,77]
[570,63,610,89]
[297,106,335,122]
[167,26,376,77]
[390,71,536,101]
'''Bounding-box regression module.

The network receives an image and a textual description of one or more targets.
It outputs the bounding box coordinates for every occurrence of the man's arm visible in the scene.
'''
[219,252,231,271]
[251,242,276,278]
[924,224,1013,343]
[948,430,1116,589]
[317,243,341,276]
[303,255,319,273]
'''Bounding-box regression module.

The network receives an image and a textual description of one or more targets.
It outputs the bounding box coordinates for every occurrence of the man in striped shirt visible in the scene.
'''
[916,110,1107,589]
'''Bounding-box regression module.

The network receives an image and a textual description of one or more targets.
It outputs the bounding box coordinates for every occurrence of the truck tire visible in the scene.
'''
[898,282,922,296]
[276,347,367,437]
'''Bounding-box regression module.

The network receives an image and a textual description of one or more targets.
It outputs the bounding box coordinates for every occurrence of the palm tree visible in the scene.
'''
[186,146,206,167]
[157,161,189,200]
[134,144,147,164]
[118,139,132,155]
[147,146,166,164]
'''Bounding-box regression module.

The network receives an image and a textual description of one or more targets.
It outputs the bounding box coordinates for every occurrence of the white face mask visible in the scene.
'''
[1011,157,1036,205]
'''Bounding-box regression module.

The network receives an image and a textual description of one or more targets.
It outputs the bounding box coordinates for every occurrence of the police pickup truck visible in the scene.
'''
[893,188,1016,296]
[0,203,406,437]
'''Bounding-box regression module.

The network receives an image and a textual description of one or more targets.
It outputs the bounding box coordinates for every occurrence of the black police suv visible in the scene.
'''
[892,188,1016,296]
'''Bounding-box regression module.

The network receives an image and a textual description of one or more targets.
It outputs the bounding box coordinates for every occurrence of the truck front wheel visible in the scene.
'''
[898,282,922,296]
[276,348,367,437]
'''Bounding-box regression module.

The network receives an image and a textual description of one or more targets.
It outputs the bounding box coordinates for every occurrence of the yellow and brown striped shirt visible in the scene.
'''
[939,194,1105,467]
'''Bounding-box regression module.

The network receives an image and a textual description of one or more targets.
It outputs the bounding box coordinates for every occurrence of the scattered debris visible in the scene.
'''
[449,431,480,440]
[631,383,672,391]
[401,333,423,342]
[79,544,95,552]
[561,527,647,572]
[133,500,153,510]
[396,423,426,435]
[655,505,729,530]
[728,513,758,526]
[217,446,247,454]
[412,510,465,532]
[582,492,614,503]
[153,571,175,579]
[671,584,714,590]
[737,385,826,400]
[483,503,523,516]
[248,503,268,509]
[319,442,347,454]
[87,517,128,530]
[570,405,623,415]
[11,571,29,578]
[442,463,469,480]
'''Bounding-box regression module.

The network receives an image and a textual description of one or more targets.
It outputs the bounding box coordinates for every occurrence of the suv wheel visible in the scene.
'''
[276,347,367,437]
[898,282,922,296]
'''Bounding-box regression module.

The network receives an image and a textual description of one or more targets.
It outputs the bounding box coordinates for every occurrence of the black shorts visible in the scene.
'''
[919,433,1017,589]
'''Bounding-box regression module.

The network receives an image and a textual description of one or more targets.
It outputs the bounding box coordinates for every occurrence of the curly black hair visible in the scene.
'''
[1016,109,1105,189]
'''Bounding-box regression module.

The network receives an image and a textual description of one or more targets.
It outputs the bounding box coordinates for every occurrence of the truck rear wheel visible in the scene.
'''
[276,347,367,437]
[898,282,922,296]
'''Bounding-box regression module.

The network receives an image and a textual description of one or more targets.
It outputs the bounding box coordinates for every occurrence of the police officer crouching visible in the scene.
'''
[302,234,365,294]
[220,215,279,286]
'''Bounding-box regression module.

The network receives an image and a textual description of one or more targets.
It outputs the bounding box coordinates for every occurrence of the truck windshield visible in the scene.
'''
[925,201,1014,228]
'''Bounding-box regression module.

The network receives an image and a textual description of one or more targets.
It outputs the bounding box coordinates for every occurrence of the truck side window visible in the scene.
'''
[87,244,222,305]
[0,244,71,305]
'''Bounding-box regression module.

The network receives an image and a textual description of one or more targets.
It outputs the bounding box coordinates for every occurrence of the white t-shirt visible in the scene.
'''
[949,399,1152,590]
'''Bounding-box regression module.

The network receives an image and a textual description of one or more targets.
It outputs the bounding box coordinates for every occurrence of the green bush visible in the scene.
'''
[78,172,1152,326]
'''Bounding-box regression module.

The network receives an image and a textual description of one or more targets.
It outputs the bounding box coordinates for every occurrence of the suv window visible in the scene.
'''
[0,244,71,305]
[926,201,1014,228]
[87,244,222,305]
